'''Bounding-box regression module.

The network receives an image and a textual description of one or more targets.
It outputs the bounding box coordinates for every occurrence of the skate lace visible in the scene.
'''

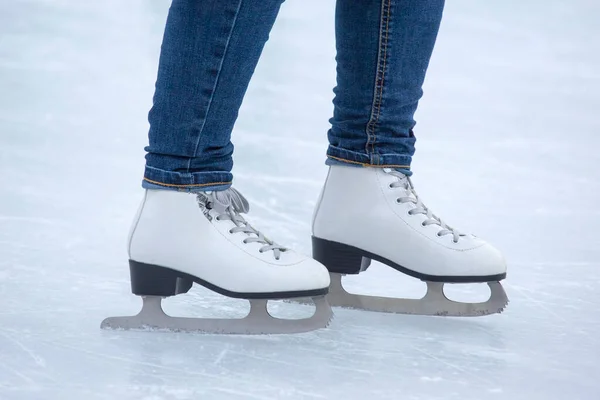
[197,188,287,260]
[385,169,463,243]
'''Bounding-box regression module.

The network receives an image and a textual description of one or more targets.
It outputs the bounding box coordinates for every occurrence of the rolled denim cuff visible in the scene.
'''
[142,165,232,192]
[326,145,413,176]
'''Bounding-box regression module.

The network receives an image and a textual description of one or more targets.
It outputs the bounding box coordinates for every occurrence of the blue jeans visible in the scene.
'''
[143,0,445,192]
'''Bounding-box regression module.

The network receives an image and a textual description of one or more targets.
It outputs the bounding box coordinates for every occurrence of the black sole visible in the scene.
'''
[312,236,507,283]
[129,260,329,300]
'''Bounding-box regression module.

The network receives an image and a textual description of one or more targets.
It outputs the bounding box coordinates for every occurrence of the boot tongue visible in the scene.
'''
[211,188,250,214]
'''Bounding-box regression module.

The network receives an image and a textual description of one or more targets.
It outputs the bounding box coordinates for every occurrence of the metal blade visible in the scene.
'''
[101,295,333,334]
[326,273,508,317]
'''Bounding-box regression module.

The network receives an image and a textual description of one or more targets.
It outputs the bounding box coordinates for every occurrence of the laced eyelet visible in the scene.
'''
[215,216,221,221]
[396,198,401,203]
[436,232,442,237]
[407,210,414,216]
[242,239,248,244]
[258,249,264,253]
[453,239,459,244]
[228,229,234,234]
[388,183,394,189]
[421,221,427,227]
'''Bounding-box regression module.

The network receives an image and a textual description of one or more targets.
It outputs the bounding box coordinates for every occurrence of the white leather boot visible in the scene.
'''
[311,165,508,316]
[101,188,332,334]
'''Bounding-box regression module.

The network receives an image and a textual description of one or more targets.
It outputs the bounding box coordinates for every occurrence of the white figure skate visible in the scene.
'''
[311,165,508,317]
[101,188,332,334]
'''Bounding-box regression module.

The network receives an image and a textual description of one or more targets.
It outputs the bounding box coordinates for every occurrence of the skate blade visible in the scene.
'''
[293,273,508,317]
[101,295,332,334]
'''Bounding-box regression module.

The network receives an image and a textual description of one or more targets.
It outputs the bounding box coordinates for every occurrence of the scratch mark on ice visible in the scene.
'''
[510,286,567,323]
[0,362,36,386]
[410,344,494,387]
[213,349,228,366]
[0,331,46,367]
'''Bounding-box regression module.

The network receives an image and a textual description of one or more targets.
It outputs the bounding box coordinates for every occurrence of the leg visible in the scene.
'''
[103,0,333,334]
[311,0,508,317]
[328,0,445,172]
[143,0,284,191]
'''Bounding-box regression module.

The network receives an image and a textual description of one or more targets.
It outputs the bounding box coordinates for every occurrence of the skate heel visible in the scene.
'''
[312,236,371,275]
[129,260,193,297]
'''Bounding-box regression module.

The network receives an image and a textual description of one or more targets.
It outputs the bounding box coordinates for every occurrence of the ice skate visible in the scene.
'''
[101,188,332,334]
[310,165,508,317]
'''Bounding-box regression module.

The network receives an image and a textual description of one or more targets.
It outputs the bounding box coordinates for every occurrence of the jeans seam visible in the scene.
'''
[143,177,232,188]
[328,155,409,169]
[187,0,243,172]
[365,0,392,164]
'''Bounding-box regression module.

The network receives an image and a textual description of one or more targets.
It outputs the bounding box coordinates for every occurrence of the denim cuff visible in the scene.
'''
[326,145,413,170]
[143,165,232,192]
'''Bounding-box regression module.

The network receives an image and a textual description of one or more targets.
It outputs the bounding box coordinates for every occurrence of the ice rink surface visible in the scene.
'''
[1,0,599,399]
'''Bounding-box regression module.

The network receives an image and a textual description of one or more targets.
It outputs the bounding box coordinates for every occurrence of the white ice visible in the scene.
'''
[1,0,599,399]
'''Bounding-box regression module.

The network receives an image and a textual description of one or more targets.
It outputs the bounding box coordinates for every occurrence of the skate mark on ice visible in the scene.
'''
[46,340,290,391]
[0,330,46,368]
[0,240,45,252]
[212,348,228,366]
[216,344,348,372]
[46,340,220,379]
[510,284,596,306]
[281,343,376,375]
[210,387,279,400]
[509,286,567,323]
[214,385,326,400]
[0,361,36,386]
[409,344,496,387]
